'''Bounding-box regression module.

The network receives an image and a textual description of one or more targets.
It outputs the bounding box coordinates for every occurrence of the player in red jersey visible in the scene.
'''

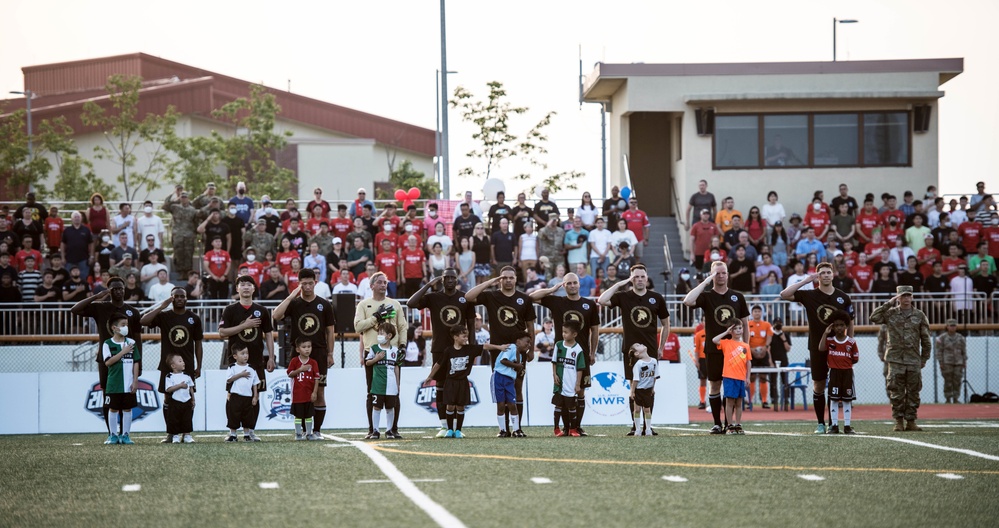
[818,311,859,434]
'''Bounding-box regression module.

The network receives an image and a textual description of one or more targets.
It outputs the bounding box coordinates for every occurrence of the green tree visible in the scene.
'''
[450,81,582,196]
[374,160,440,203]
[41,116,119,202]
[0,106,53,198]
[209,84,295,198]
[81,75,179,202]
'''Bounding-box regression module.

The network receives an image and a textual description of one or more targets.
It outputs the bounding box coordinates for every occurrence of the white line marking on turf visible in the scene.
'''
[71,443,82,446]
[942,432,955,434]
[662,476,688,482]
[324,444,351,448]
[122,484,141,492]
[936,473,964,480]
[259,482,280,489]
[858,435,999,461]
[531,477,552,484]
[359,479,445,484]
[798,475,825,481]
[328,434,465,528]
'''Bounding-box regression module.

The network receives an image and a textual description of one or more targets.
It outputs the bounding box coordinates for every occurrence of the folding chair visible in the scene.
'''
[786,362,811,410]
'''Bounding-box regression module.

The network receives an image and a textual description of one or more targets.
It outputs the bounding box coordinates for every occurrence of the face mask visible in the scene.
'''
[246,254,256,262]
[265,207,275,215]
[376,335,387,345]
[238,188,245,195]
[227,208,237,216]
[384,225,393,232]
[102,236,111,243]
[119,326,129,337]
[680,273,690,281]
[143,206,153,214]
[428,211,437,218]
[405,225,414,232]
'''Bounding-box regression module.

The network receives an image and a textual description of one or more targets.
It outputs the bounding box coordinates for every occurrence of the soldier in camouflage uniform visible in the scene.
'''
[877,325,889,400]
[935,319,967,404]
[245,218,276,261]
[311,222,335,262]
[869,285,932,431]
[537,214,566,276]
[192,182,222,210]
[164,191,198,277]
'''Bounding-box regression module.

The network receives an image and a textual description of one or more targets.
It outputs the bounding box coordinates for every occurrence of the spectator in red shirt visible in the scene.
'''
[841,241,859,270]
[43,205,64,252]
[374,239,400,298]
[621,197,651,262]
[402,205,424,237]
[203,236,231,299]
[881,217,904,247]
[880,195,906,226]
[305,205,326,236]
[237,247,265,286]
[330,204,353,240]
[864,231,888,262]
[804,199,830,242]
[917,234,942,279]
[374,203,402,234]
[855,197,881,245]
[659,330,681,363]
[14,234,43,272]
[400,235,427,298]
[276,237,299,276]
[285,258,302,291]
[689,209,722,271]
[982,213,999,261]
[375,222,400,255]
[957,219,983,255]
[306,187,331,220]
[941,244,964,280]
[851,252,874,293]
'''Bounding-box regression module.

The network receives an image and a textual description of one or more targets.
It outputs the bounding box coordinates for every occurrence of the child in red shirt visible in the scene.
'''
[713,323,752,435]
[818,311,859,434]
[287,338,321,440]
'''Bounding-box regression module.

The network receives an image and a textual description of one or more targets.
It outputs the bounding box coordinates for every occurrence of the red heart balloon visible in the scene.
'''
[403,200,415,209]
[394,189,407,202]
[407,187,421,200]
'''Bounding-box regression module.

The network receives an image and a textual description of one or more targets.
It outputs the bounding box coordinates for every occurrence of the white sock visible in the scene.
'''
[295,421,303,435]
[229,428,238,435]
[121,410,132,435]
[830,401,839,426]
[305,419,313,435]
[440,419,447,428]
[643,412,652,434]
[510,414,520,432]
[497,415,506,431]
[372,409,382,432]
[386,409,396,431]
[633,412,641,432]
[108,412,119,436]
[843,402,852,426]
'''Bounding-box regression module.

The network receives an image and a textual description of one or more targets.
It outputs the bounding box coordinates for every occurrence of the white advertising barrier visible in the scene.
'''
[525,361,689,426]
[0,373,39,434]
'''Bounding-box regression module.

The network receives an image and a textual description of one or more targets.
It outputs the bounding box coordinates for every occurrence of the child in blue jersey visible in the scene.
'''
[552,320,586,437]
[102,314,139,445]
[365,323,401,439]
[493,334,531,437]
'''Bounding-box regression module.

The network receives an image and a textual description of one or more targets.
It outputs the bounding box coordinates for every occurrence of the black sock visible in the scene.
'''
[392,398,401,431]
[813,391,825,424]
[314,406,326,433]
[103,404,111,434]
[456,411,465,430]
[516,401,524,430]
[367,394,374,433]
[629,397,636,429]
[446,410,455,431]
[567,407,577,430]
[436,389,446,421]
[504,409,510,431]
[576,396,586,429]
[709,393,723,426]
[554,408,562,429]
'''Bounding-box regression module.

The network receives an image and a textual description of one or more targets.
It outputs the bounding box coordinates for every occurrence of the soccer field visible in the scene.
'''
[2,421,998,528]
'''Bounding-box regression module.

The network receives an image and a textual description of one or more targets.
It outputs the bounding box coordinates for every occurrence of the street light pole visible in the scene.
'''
[9,90,33,162]
[833,18,859,62]
[440,0,451,200]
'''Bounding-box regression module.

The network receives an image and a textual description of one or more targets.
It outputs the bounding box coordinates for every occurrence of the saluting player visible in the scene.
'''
[530,272,600,435]
[780,261,854,433]
[141,287,204,443]
[273,269,336,438]
[71,276,143,435]
[683,260,750,434]
[598,264,670,435]
[466,265,536,437]
[408,269,475,437]
[218,275,276,441]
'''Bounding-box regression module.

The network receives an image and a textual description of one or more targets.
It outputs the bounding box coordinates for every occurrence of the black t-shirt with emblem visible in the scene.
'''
[477,290,536,345]
[285,295,336,352]
[610,289,669,353]
[221,301,273,367]
[541,296,601,358]
[793,288,854,352]
[440,345,482,381]
[151,309,204,373]
[416,289,475,355]
[80,301,143,365]
[694,288,750,356]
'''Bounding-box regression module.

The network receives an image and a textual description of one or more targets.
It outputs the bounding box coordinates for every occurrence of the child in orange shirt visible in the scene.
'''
[713,323,752,434]
[692,323,707,409]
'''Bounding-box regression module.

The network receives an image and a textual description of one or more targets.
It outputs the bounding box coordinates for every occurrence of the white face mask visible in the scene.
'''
[376,335,387,344]
[384,225,393,232]
[428,211,437,218]
[405,225,414,232]
[265,207,275,215]
[143,206,153,214]
[680,273,690,281]
[102,236,111,243]
[246,254,256,262]
[119,326,129,337]
[228,208,237,215]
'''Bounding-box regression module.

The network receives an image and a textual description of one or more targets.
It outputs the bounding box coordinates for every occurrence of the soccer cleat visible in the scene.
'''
[246,432,261,442]
[445,429,455,438]
[435,428,448,439]
[390,430,403,439]
[497,430,511,438]
[568,429,581,437]
[513,430,527,438]
[828,425,840,434]
[626,429,636,436]
[294,433,306,441]
[893,419,905,432]
[225,435,238,443]
[308,433,324,441]
[843,426,856,435]
[577,427,588,437]
[243,435,252,442]
[709,425,725,435]
[119,434,135,445]
[735,425,745,435]
[650,428,658,436]
[172,435,181,444]
[697,402,707,410]
[383,431,397,440]
[363,431,376,440]
[761,403,770,409]
[904,420,923,432]
[183,434,195,443]
[104,434,119,445]
[454,430,465,439]
[370,431,381,440]
[160,435,173,444]
[725,424,736,434]
[553,427,563,437]
[814,423,827,434]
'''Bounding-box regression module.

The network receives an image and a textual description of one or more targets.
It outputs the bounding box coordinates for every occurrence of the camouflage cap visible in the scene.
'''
[946,319,958,326]
[896,285,913,295]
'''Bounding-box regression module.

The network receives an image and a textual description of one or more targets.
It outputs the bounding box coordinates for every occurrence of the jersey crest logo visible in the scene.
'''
[730,295,738,302]
[85,378,159,423]
[240,326,258,342]
[817,305,837,325]
[253,310,261,317]
[565,310,584,326]
[497,306,520,327]
[317,304,324,311]
[630,306,653,328]
[582,303,590,310]
[516,297,524,306]
[442,306,462,325]
[126,309,133,316]
[836,297,844,304]
[188,317,194,325]
[299,314,320,336]
[714,306,735,326]
[169,326,190,347]
[459,297,466,303]
[649,298,656,305]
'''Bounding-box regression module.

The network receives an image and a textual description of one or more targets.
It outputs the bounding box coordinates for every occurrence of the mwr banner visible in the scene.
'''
[0,361,687,434]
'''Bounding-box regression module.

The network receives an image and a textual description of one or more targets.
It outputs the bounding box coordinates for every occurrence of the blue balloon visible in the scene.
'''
[621,186,631,202]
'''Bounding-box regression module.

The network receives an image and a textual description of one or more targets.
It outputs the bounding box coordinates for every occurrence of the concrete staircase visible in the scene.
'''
[646,216,690,295]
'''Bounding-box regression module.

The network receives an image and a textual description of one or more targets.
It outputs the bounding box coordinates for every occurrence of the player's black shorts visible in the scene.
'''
[443,378,470,406]
[579,366,592,389]
[705,351,724,382]
[697,358,708,380]
[550,393,577,408]
[634,387,654,408]
[622,355,637,381]
[431,351,447,383]
[809,348,829,383]
[291,402,315,419]
[105,392,136,410]
[313,350,329,385]
[371,394,399,409]
[827,368,856,401]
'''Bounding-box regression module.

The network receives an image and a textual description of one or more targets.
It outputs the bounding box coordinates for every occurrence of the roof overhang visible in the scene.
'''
[684,90,945,105]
